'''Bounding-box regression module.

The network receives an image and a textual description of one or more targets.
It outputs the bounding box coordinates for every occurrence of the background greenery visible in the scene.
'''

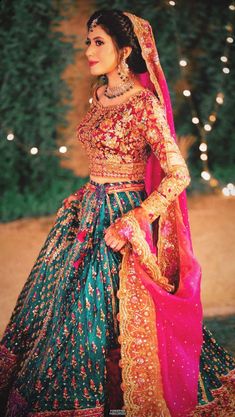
[0,0,86,222]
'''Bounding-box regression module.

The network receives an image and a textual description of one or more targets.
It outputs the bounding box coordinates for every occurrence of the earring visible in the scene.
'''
[117,57,129,82]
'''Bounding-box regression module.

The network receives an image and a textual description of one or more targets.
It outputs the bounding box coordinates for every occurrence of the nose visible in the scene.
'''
[85,44,95,59]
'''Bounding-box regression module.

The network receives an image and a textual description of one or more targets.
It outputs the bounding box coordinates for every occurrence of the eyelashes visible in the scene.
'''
[85,40,104,46]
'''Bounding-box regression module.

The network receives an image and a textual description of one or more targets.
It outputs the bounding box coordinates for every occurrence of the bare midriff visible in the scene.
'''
[90,175,131,184]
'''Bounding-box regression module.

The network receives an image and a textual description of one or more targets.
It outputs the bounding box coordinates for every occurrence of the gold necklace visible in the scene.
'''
[104,79,134,99]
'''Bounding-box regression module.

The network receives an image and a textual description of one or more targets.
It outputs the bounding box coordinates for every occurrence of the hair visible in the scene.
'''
[86,9,147,74]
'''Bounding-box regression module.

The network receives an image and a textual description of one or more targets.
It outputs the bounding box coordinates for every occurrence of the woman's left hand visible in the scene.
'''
[104,225,127,252]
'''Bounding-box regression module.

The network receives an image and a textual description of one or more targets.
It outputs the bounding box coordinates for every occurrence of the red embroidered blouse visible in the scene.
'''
[76,88,190,222]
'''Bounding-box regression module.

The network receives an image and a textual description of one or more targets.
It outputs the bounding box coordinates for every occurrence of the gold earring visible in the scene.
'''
[117,57,129,81]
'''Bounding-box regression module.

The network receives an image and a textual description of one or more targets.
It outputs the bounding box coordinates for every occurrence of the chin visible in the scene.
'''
[89,67,103,77]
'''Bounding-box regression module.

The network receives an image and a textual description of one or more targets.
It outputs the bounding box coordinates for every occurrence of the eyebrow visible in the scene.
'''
[86,36,105,41]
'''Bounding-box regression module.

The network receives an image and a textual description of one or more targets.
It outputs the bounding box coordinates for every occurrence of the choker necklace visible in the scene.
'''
[104,79,134,99]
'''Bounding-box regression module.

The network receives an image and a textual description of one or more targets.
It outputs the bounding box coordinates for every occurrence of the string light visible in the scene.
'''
[220,56,228,62]
[30,147,39,155]
[222,183,235,196]
[201,171,211,181]
[179,59,187,67]
[5,132,70,157]
[183,89,191,97]
[7,133,14,141]
[209,114,216,122]
[200,153,208,161]
[216,94,224,104]
[199,143,207,152]
[169,1,176,6]
[204,124,212,132]
[167,0,234,193]
[59,146,67,153]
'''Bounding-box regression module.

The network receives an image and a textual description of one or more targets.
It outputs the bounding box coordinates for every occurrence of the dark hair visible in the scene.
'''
[86,9,147,74]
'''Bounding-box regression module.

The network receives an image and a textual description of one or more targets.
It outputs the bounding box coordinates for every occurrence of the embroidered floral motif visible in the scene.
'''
[0,344,18,390]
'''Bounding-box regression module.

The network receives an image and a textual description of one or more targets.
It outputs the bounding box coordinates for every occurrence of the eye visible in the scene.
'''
[85,39,104,46]
[95,40,104,46]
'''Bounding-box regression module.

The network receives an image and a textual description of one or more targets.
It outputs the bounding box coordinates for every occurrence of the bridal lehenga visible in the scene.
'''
[0,11,234,417]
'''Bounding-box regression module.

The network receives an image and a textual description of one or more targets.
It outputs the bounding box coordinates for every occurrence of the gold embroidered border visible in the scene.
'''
[118,247,171,417]
[89,161,146,181]
[28,406,104,417]
[115,211,174,292]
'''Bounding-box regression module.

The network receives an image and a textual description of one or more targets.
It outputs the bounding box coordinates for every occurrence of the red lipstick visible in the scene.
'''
[89,61,99,67]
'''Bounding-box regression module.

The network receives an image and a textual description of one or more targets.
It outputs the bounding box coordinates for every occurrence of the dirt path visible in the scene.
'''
[0,194,234,337]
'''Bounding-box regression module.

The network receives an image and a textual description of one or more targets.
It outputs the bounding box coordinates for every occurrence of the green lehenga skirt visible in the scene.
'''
[0,180,234,417]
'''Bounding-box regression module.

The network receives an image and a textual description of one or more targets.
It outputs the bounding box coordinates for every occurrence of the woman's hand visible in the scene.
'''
[104,225,127,252]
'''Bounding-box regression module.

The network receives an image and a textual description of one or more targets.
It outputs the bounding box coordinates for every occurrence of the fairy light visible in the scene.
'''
[200,153,208,161]
[209,114,216,122]
[59,146,67,153]
[220,56,228,62]
[30,147,39,155]
[222,184,235,196]
[183,89,191,97]
[169,1,176,6]
[216,94,224,104]
[168,3,234,190]
[204,124,212,131]
[222,187,230,196]
[179,59,187,67]
[199,143,207,152]
[229,4,235,11]
[7,133,14,141]
[201,171,211,181]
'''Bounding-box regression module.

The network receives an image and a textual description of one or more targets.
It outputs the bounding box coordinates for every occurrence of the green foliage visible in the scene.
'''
[0,0,86,222]
[95,0,235,189]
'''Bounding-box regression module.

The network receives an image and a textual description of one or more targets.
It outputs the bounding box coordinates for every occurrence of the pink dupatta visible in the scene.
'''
[116,13,203,417]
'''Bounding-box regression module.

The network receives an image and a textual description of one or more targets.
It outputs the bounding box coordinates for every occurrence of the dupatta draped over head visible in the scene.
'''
[115,11,203,417]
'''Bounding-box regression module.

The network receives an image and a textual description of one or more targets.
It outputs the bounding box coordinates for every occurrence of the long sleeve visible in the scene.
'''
[105,93,190,254]
[140,95,190,223]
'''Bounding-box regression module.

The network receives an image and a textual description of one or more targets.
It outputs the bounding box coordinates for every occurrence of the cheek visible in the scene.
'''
[100,46,118,70]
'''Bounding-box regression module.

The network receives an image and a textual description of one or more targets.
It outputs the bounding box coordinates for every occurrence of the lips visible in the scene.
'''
[89,61,99,67]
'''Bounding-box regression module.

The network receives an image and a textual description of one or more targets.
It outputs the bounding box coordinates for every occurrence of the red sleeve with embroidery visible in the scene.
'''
[139,95,190,223]
[106,93,191,248]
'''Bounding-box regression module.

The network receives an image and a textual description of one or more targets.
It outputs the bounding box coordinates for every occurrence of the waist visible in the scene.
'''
[87,179,145,194]
[89,160,146,182]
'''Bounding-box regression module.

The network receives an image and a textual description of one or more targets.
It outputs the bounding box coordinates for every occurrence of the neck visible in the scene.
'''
[106,69,132,88]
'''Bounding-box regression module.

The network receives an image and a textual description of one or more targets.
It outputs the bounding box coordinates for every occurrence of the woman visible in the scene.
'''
[0,9,234,417]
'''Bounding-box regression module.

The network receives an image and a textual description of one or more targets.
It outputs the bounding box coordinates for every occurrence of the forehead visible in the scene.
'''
[87,25,111,40]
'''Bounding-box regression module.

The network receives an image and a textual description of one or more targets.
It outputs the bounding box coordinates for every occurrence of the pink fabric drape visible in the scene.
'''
[138,71,203,416]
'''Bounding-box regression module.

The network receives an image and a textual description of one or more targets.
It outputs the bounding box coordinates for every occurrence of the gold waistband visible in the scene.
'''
[87,182,145,194]
[89,160,146,181]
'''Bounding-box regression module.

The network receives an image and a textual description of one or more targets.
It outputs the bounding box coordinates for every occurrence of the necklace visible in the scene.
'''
[104,79,134,99]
